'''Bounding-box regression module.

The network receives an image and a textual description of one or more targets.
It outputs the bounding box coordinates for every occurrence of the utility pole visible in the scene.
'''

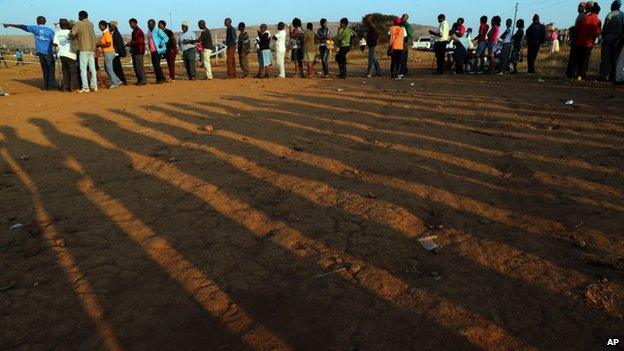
[169,13,173,29]
[512,2,519,35]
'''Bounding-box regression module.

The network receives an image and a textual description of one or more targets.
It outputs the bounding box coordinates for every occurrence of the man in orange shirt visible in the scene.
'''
[388,17,406,79]
[96,20,123,88]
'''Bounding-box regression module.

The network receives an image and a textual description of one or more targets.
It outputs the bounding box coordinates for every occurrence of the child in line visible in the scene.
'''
[303,22,317,78]
[510,19,525,74]
[256,24,272,78]
[487,16,501,74]
[475,15,489,72]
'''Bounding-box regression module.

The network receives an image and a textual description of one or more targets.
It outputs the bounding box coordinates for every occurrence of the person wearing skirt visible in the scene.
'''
[256,24,272,78]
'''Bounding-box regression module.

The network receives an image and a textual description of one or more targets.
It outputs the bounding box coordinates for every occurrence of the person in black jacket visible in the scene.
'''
[109,21,127,85]
[525,13,546,74]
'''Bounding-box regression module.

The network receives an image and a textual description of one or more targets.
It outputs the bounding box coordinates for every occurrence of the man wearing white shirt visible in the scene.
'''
[272,22,287,78]
[429,14,449,74]
[53,18,79,91]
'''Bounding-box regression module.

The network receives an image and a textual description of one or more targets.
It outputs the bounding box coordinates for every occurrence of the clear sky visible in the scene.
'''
[1,0,581,35]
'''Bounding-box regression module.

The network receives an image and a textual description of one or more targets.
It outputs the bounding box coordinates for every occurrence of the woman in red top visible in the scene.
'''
[572,3,602,80]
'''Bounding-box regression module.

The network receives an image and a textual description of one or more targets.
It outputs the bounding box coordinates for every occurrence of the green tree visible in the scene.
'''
[359,13,397,44]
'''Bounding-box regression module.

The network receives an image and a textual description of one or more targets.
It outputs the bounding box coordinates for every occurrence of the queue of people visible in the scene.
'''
[3,4,624,92]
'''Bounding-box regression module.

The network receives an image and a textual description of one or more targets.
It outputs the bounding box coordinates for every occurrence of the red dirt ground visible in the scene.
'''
[1,51,623,350]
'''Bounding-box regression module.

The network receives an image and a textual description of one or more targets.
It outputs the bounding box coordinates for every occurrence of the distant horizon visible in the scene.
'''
[0,0,581,36]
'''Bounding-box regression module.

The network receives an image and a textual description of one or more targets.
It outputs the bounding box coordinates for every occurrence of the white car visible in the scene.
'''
[412,37,432,51]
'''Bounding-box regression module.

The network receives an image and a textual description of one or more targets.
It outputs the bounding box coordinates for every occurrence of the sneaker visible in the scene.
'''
[365,74,372,78]
[77,88,90,93]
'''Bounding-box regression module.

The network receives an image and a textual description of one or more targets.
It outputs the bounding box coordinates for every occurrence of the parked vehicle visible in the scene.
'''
[412,37,432,51]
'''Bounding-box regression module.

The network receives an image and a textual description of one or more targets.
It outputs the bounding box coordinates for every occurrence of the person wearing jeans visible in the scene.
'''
[365,15,381,77]
[389,17,406,78]
[317,18,332,77]
[3,16,56,89]
[126,18,147,85]
[69,11,98,91]
[97,20,122,88]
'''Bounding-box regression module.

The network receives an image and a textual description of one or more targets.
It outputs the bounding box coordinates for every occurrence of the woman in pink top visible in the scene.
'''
[487,16,501,74]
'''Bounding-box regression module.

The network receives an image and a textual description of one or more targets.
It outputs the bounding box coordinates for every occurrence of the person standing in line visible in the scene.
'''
[159,20,177,82]
[290,18,305,77]
[53,18,79,91]
[499,18,513,73]
[487,16,501,74]
[96,20,123,89]
[333,17,355,79]
[317,18,332,78]
[109,21,127,85]
[567,2,590,78]
[70,11,97,92]
[273,22,287,78]
[456,18,467,36]
[126,18,147,85]
[475,16,489,71]
[146,19,168,84]
[600,0,624,81]
[178,21,197,80]
[186,20,214,80]
[510,19,525,74]
[525,13,546,74]
[256,24,273,78]
[3,16,55,90]
[302,22,317,78]
[237,22,251,78]
[400,13,414,76]
[365,15,382,77]
[429,13,450,74]
[572,3,602,80]
[389,17,406,79]
[225,18,237,79]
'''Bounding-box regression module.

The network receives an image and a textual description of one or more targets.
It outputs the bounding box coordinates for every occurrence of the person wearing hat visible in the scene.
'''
[178,21,197,80]
[53,18,79,91]
[429,13,449,74]
[109,20,127,85]
[600,0,624,81]
[525,13,546,74]
[388,17,407,79]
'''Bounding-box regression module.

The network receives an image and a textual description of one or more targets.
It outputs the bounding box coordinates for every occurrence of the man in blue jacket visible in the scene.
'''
[147,19,169,84]
[3,16,56,90]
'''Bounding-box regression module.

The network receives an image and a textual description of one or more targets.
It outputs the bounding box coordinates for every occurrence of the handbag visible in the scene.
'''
[195,42,204,53]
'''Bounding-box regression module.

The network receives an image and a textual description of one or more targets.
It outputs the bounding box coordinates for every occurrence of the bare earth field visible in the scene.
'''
[1,50,623,350]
